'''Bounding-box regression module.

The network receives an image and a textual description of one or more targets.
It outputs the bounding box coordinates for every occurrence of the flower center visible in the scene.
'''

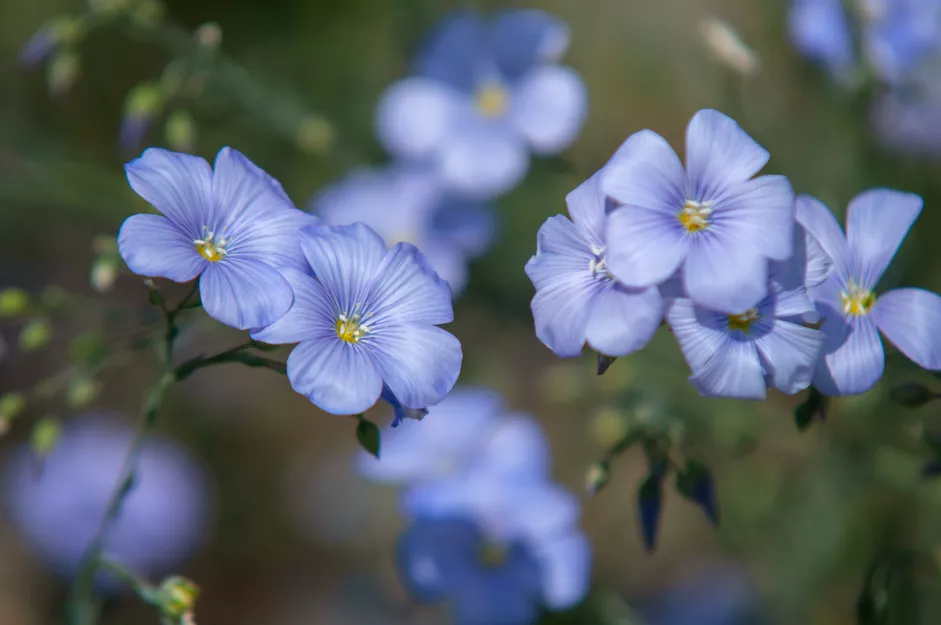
[477,541,507,568]
[728,307,760,332]
[588,244,612,279]
[193,227,228,263]
[678,200,713,233]
[841,280,876,316]
[475,82,509,118]
[336,312,370,343]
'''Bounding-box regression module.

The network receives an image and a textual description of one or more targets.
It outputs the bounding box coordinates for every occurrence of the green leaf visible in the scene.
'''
[355,417,380,458]
[889,382,936,408]
[637,472,663,551]
[675,459,719,525]
[147,283,165,309]
[795,386,827,432]
[596,353,617,376]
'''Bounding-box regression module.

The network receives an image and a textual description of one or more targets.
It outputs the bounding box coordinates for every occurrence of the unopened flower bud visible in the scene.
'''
[295,116,334,154]
[165,110,196,152]
[0,288,29,318]
[31,416,62,457]
[47,51,80,97]
[19,318,52,352]
[0,393,26,420]
[195,22,222,50]
[585,462,610,496]
[91,255,120,293]
[158,575,200,619]
[66,376,102,409]
[700,17,760,77]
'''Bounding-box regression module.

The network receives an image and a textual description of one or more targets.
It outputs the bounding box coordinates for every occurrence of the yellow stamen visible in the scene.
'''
[728,307,759,332]
[193,227,227,263]
[336,313,369,343]
[841,280,876,316]
[678,200,713,233]
[475,82,509,118]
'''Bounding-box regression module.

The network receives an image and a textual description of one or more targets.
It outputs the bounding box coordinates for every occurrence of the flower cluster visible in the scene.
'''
[359,387,591,625]
[118,146,462,416]
[527,109,941,398]
[0,414,209,584]
[315,8,586,296]
[789,0,941,155]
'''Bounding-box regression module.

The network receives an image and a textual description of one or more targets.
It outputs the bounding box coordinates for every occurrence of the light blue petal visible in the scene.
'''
[473,414,550,481]
[504,480,581,543]
[415,10,482,92]
[287,337,383,414]
[684,232,768,314]
[689,338,767,400]
[125,148,212,236]
[510,65,587,154]
[416,241,471,295]
[439,124,529,199]
[491,9,571,78]
[368,242,455,327]
[396,517,480,602]
[210,147,300,236]
[250,268,334,344]
[754,319,822,394]
[300,222,387,313]
[371,325,462,410]
[813,311,884,396]
[432,197,498,257]
[117,214,205,282]
[714,175,795,262]
[607,207,688,288]
[788,0,855,74]
[773,285,817,319]
[585,283,663,357]
[775,223,833,291]
[537,532,591,610]
[375,78,464,161]
[664,298,730,372]
[795,194,850,279]
[872,288,941,370]
[199,259,293,330]
[525,238,595,357]
[564,171,606,246]
[846,189,923,288]
[358,387,504,483]
[233,207,319,274]
[685,109,770,201]
[452,560,541,625]
[601,129,687,215]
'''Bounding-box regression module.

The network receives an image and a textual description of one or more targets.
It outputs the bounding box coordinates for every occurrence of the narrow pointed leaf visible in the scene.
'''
[637,473,663,551]
[597,354,617,376]
[356,417,380,458]
[889,382,936,408]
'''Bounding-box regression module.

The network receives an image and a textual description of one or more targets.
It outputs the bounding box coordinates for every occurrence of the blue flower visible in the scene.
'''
[0,414,209,583]
[399,477,591,624]
[375,9,587,199]
[788,0,855,77]
[601,109,795,314]
[525,171,663,358]
[797,190,941,395]
[251,222,462,415]
[314,165,496,294]
[871,74,941,156]
[358,386,547,485]
[118,147,316,330]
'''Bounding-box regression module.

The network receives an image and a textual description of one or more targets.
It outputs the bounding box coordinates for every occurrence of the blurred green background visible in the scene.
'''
[3,0,941,624]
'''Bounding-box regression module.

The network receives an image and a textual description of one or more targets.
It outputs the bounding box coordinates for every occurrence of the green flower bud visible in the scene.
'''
[47,50,80,97]
[19,318,53,352]
[0,393,26,420]
[158,575,200,618]
[66,376,101,409]
[90,255,120,293]
[165,110,196,152]
[295,116,334,154]
[0,288,29,318]
[31,416,61,457]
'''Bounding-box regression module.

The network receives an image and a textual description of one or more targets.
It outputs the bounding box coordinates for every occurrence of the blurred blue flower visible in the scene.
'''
[118,147,315,330]
[313,165,496,294]
[0,414,209,583]
[789,0,941,82]
[399,478,591,623]
[871,74,941,155]
[251,222,462,415]
[641,564,759,625]
[19,25,58,67]
[797,190,941,395]
[375,9,587,199]
[788,0,855,77]
[525,171,663,358]
[358,386,547,485]
[602,109,795,314]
